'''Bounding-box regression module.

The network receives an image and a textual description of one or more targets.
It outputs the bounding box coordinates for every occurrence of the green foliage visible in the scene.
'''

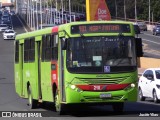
[35,0,160,22]
[106,0,160,22]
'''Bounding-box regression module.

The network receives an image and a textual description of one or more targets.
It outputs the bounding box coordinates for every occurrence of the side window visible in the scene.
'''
[29,38,35,62]
[15,41,19,63]
[51,34,58,60]
[155,70,160,79]
[45,35,52,61]
[42,34,58,62]
[24,39,30,62]
[24,38,35,62]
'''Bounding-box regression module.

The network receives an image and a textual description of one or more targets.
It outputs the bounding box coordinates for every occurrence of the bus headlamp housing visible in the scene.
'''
[131,83,135,88]
[67,83,83,93]
[124,83,136,91]
[71,85,76,90]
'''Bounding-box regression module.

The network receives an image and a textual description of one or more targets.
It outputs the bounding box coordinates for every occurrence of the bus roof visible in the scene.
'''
[15,26,57,40]
[16,21,133,40]
[58,20,133,28]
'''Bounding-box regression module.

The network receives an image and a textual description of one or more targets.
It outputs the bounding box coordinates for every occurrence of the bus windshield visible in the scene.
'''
[66,36,136,73]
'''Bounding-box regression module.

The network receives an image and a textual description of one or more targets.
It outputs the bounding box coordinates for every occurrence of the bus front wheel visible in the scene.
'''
[27,85,38,109]
[54,90,65,115]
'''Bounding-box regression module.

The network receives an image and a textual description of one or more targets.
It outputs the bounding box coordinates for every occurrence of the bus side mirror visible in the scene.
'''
[135,38,143,57]
[134,25,140,34]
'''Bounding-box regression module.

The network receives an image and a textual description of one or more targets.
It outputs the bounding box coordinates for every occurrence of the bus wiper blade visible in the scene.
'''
[80,33,85,38]
[118,33,124,38]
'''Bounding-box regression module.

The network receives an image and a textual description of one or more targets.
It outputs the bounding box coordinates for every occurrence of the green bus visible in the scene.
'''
[14,21,143,114]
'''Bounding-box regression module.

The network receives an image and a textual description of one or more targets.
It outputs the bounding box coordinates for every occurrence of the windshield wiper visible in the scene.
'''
[80,33,85,38]
[118,32,124,38]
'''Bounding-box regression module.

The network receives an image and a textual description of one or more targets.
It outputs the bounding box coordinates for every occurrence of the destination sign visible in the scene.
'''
[71,24,130,34]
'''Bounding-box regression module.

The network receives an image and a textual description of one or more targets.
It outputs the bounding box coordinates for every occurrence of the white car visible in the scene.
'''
[0,24,8,32]
[3,29,16,40]
[138,68,160,103]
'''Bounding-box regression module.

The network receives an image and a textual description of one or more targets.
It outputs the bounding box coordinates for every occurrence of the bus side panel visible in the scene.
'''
[23,63,38,99]
[15,44,24,97]
[15,64,21,96]
[41,62,53,102]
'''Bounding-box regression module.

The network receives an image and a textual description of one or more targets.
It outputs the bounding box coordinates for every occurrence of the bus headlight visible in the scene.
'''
[71,85,76,90]
[69,84,83,92]
[124,83,136,91]
[131,83,135,88]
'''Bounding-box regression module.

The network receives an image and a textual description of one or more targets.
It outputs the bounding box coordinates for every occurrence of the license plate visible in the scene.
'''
[100,93,112,99]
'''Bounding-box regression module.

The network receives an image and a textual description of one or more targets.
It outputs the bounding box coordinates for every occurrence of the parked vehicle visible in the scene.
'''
[153,25,160,35]
[10,11,16,16]
[133,24,140,34]
[3,29,16,40]
[138,68,160,103]
[0,24,8,32]
[1,15,10,22]
[136,22,147,31]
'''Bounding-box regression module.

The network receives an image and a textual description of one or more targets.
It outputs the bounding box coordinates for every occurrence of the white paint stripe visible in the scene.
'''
[143,32,160,39]
[16,15,28,32]
[142,38,160,45]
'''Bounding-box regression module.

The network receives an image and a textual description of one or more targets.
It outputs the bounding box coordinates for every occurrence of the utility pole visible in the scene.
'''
[69,0,71,22]
[115,0,117,19]
[152,11,154,24]
[61,0,64,24]
[50,0,53,24]
[135,0,137,22]
[16,0,18,14]
[40,0,42,29]
[149,0,151,24]
[36,0,38,30]
[124,0,126,21]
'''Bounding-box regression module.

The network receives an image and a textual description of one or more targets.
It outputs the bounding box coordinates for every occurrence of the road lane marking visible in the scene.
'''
[143,32,160,39]
[142,38,160,45]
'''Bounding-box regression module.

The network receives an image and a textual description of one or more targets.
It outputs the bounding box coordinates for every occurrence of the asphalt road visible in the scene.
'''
[139,31,160,58]
[0,15,160,119]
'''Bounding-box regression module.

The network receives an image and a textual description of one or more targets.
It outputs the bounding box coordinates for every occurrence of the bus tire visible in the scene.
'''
[112,102,124,113]
[54,90,65,115]
[27,85,38,109]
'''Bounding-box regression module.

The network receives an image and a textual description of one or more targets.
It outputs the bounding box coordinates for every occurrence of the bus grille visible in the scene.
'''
[78,77,129,84]
[83,95,123,102]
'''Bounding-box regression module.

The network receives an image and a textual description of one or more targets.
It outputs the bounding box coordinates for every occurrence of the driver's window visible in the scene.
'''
[148,70,154,80]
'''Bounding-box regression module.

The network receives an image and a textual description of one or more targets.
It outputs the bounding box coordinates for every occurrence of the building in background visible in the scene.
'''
[0,0,14,8]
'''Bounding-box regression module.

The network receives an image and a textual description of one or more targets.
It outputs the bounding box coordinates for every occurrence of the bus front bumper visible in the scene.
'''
[65,86,137,104]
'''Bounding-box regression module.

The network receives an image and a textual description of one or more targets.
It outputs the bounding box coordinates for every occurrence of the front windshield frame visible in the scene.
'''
[66,36,137,74]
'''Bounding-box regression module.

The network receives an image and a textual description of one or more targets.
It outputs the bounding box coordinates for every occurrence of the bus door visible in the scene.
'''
[36,41,42,99]
[20,43,24,96]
